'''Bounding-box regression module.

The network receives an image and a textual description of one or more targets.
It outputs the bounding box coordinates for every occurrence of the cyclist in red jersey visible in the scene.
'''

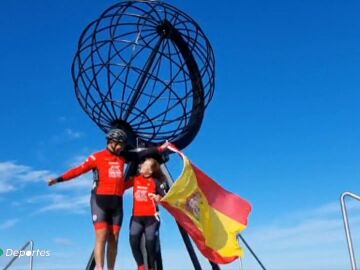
[48,129,169,270]
[126,158,168,270]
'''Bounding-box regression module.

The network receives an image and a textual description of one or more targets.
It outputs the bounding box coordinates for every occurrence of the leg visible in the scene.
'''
[107,227,120,270]
[95,228,109,269]
[106,195,123,270]
[144,217,160,270]
[91,194,111,270]
[154,229,163,270]
[130,216,145,267]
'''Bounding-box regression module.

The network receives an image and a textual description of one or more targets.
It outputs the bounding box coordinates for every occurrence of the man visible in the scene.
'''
[48,129,168,270]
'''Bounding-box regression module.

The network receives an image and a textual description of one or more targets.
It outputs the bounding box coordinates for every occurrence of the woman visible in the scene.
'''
[126,158,168,270]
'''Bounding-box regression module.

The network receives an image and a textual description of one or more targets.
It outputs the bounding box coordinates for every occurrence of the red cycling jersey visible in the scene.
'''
[127,175,160,216]
[60,149,126,196]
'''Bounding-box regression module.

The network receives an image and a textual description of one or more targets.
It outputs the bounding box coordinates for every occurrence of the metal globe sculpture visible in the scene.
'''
[72,0,215,149]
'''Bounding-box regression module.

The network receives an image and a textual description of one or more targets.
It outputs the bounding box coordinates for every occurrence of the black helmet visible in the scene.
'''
[106,129,127,144]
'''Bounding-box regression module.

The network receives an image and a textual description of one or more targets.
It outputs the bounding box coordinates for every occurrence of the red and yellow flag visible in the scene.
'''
[160,146,252,264]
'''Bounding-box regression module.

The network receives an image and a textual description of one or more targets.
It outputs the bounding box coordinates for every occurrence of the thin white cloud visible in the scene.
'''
[65,128,83,139]
[25,190,91,216]
[0,154,95,194]
[58,116,67,122]
[0,218,19,230]
[55,174,93,190]
[18,169,53,183]
[25,194,65,204]
[53,237,73,246]
[66,155,87,167]
[50,128,84,143]
[0,181,15,193]
[0,161,53,193]
[32,194,89,215]
[11,201,21,207]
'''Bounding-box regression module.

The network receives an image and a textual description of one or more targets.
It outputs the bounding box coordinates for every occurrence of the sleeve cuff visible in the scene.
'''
[55,177,64,183]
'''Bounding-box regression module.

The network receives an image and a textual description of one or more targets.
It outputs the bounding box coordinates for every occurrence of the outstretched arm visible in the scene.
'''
[48,155,96,186]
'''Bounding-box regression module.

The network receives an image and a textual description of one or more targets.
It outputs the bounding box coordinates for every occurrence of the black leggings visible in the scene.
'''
[129,216,160,268]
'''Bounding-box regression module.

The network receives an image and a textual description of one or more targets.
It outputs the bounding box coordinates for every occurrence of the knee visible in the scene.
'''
[130,234,140,246]
[109,246,118,255]
[145,235,156,243]
[96,230,109,243]
[130,234,138,242]
[108,234,118,246]
[145,238,156,249]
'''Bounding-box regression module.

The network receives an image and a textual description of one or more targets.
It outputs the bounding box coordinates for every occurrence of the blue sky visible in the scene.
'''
[1,0,360,269]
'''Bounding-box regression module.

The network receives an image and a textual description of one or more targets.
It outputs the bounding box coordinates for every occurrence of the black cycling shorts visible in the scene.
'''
[90,193,123,232]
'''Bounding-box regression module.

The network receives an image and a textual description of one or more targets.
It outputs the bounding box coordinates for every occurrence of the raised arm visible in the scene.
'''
[122,141,170,163]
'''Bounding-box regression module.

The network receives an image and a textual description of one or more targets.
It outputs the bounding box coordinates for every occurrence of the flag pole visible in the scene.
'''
[237,235,266,270]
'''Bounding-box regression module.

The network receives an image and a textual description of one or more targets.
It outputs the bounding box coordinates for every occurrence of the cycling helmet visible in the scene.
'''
[106,129,127,144]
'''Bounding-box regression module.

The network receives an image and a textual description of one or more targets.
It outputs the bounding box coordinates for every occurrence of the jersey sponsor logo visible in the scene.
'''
[134,189,149,202]
[108,164,122,178]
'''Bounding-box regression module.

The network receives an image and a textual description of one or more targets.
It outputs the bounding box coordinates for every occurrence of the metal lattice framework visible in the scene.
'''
[72,0,215,149]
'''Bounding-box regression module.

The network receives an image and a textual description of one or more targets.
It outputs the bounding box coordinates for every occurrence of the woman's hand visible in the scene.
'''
[148,193,161,202]
[158,140,170,152]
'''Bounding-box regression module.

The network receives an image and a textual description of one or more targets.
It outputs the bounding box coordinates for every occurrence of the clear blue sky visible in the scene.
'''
[1,0,360,269]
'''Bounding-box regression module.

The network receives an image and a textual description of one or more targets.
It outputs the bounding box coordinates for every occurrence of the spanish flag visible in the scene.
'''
[160,146,252,264]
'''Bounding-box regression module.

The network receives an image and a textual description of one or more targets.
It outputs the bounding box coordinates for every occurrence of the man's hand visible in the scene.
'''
[48,178,57,186]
